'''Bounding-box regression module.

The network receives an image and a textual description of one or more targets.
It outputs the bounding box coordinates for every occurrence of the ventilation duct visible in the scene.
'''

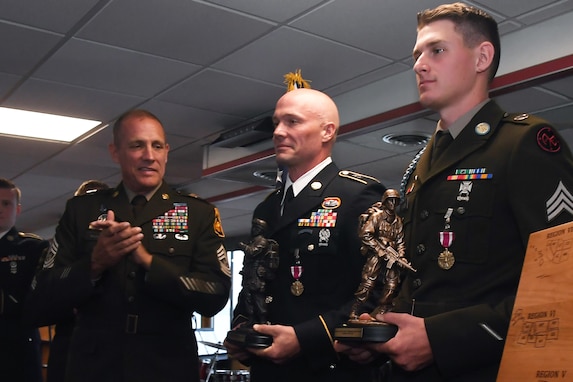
[211,116,274,148]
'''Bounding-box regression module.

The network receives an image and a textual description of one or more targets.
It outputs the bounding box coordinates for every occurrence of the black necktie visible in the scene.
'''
[281,186,294,215]
[131,195,147,217]
[431,130,453,164]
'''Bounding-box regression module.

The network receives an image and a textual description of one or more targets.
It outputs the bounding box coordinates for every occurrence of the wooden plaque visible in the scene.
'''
[497,221,573,381]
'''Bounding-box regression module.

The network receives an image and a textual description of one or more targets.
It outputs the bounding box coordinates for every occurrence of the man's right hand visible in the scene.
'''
[89,210,143,279]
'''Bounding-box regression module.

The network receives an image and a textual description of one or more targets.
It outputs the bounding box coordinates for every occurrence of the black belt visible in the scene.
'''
[394,299,473,317]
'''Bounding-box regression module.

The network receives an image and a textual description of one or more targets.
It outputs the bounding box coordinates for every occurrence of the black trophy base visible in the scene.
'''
[226,327,273,349]
[334,319,398,343]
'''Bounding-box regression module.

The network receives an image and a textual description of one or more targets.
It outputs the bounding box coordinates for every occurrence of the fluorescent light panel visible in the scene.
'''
[0,107,101,143]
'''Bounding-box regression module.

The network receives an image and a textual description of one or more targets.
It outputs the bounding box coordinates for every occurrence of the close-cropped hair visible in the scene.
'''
[112,109,163,144]
[417,2,500,82]
[0,177,22,204]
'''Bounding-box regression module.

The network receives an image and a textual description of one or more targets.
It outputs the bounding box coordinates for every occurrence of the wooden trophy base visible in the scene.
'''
[226,327,273,349]
[334,319,398,343]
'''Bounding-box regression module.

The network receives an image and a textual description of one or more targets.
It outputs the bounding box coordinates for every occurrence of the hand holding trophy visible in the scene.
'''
[226,218,278,348]
[335,189,416,342]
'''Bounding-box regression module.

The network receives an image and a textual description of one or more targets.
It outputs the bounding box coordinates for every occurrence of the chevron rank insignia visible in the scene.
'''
[546,181,573,221]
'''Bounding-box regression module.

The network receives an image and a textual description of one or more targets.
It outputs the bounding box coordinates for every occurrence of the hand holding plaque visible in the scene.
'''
[226,218,278,348]
[335,189,416,343]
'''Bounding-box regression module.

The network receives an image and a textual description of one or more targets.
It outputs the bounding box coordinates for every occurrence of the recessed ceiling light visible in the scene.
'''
[382,133,430,146]
[0,107,101,143]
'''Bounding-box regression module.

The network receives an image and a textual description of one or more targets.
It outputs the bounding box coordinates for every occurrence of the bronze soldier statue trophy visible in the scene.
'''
[226,218,279,348]
[335,189,416,342]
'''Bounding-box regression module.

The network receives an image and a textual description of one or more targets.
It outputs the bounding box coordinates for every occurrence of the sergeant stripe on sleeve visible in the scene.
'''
[546,180,573,221]
[60,267,71,279]
[43,239,58,269]
[30,277,37,290]
[179,277,226,295]
[217,244,231,277]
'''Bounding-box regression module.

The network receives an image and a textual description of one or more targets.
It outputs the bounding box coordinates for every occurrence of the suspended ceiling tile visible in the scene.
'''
[0,22,62,75]
[76,0,275,65]
[475,0,558,18]
[0,72,20,97]
[494,86,570,114]
[213,27,391,88]
[0,0,101,33]
[141,99,244,141]
[326,62,411,97]
[517,4,573,25]
[4,78,144,121]
[33,39,200,97]
[205,0,324,22]
[158,69,284,118]
[542,75,573,99]
[0,136,66,179]
[290,0,444,60]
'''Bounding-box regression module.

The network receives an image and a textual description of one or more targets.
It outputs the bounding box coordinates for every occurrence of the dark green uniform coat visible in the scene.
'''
[1,227,48,382]
[233,163,386,382]
[26,182,231,382]
[394,101,573,381]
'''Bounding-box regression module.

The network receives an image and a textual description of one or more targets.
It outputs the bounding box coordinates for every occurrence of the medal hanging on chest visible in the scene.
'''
[438,208,456,270]
[290,248,304,296]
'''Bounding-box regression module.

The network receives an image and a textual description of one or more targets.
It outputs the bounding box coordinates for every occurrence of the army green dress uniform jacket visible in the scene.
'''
[26,182,231,382]
[233,163,386,382]
[1,227,48,382]
[394,101,573,381]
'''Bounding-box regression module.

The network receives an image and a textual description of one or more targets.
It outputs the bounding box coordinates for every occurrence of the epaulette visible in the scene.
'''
[75,187,115,198]
[338,170,380,185]
[503,112,547,126]
[18,232,43,240]
[181,191,213,205]
[85,188,111,195]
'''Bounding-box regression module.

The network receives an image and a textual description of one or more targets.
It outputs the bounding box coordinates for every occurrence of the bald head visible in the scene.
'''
[277,89,340,134]
[273,89,340,181]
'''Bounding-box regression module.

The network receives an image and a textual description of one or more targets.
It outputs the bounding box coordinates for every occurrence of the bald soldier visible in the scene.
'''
[225,89,386,382]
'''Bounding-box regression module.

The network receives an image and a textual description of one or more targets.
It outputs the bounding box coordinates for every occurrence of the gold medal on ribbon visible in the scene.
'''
[291,280,304,296]
[290,249,304,296]
[439,210,455,270]
[438,248,455,270]
[290,265,304,296]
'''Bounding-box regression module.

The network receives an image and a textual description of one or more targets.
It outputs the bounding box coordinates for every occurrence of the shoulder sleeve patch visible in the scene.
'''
[213,207,225,238]
[338,170,380,185]
[537,126,561,153]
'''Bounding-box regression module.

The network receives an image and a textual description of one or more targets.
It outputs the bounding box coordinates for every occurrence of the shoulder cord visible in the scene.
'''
[399,146,426,199]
